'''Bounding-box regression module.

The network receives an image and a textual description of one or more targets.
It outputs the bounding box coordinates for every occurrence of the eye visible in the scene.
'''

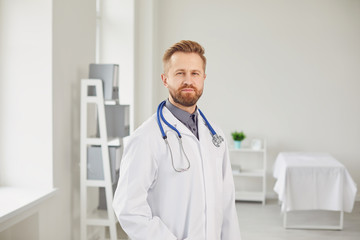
[176,72,184,75]
[192,72,200,76]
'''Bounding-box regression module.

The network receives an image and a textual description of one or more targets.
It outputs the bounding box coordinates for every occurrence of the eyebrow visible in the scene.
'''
[174,68,202,72]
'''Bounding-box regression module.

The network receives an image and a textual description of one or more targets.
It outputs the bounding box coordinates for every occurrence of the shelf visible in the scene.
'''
[235,191,264,202]
[87,209,118,226]
[229,148,265,153]
[85,98,118,106]
[81,79,121,240]
[232,169,264,177]
[86,96,99,103]
[86,180,107,187]
[86,138,121,147]
[104,100,119,105]
[230,139,267,204]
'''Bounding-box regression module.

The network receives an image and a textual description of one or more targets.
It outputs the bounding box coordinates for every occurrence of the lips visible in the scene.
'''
[181,88,195,92]
[180,85,197,92]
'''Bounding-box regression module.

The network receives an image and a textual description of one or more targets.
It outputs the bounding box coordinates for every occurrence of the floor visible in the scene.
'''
[237,200,360,240]
[115,200,360,240]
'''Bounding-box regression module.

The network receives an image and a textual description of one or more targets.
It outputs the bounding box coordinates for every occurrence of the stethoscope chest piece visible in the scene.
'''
[212,134,224,147]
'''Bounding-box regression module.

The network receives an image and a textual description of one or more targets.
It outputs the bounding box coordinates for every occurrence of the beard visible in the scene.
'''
[169,84,203,107]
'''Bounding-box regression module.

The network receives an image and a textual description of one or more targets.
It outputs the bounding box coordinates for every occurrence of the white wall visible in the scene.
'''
[139,0,360,197]
[99,0,135,132]
[52,0,96,239]
[133,0,158,128]
[99,0,134,106]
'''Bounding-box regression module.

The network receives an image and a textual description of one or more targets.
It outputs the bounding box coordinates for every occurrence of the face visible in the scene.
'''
[161,52,206,108]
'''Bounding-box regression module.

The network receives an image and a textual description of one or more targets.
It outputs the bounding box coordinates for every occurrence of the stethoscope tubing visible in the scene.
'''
[198,108,216,136]
[157,100,219,140]
[156,100,223,172]
[159,101,182,138]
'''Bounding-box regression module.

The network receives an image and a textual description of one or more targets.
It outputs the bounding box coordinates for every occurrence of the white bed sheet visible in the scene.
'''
[273,152,357,212]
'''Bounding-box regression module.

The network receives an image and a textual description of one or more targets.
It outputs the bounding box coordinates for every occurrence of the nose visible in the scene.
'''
[183,73,193,85]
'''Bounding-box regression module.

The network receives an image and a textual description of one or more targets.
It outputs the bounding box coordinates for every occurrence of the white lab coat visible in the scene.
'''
[113,107,241,240]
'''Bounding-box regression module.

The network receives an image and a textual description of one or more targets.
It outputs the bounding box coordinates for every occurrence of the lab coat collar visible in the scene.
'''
[161,107,200,139]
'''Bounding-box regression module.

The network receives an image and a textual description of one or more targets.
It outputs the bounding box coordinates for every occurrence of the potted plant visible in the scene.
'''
[231,131,246,149]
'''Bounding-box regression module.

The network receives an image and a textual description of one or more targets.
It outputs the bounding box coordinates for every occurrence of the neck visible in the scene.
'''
[168,97,196,114]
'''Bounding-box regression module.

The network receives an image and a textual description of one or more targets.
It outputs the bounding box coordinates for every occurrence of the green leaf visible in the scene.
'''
[231,131,246,141]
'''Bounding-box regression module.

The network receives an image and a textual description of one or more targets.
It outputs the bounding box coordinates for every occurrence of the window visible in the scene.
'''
[0,0,53,189]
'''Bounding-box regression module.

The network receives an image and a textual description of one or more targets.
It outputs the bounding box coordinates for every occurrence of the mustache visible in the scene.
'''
[179,84,197,91]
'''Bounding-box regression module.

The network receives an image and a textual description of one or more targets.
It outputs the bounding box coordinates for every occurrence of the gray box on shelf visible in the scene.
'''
[97,105,130,139]
[87,146,120,183]
[88,63,119,100]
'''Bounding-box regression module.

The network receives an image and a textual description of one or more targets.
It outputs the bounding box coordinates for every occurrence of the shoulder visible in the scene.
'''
[133,113,158,136]
[125,113,161,146]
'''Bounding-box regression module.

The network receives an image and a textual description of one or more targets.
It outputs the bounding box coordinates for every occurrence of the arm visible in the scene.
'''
[221,139,242,240]
[112,135,177,240]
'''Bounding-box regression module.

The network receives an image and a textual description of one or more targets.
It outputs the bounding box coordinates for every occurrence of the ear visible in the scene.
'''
[161,74,168,87]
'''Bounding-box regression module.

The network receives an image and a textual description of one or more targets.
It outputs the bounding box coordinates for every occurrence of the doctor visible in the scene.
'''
[113,40,241,240]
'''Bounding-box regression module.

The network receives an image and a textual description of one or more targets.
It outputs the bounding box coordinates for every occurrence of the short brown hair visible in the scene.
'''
[162,40,206,73]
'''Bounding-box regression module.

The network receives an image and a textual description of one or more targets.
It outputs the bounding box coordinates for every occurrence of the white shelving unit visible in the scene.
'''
[230,140,267,205]
[80,79,119,240]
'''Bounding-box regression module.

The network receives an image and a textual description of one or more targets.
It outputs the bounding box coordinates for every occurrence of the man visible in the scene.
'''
[113,40,241,240]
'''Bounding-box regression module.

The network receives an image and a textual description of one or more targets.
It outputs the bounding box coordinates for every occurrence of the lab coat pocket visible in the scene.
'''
[212,150,225,179]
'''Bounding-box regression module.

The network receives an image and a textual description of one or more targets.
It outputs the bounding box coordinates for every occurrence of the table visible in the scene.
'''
[273,152,357,229]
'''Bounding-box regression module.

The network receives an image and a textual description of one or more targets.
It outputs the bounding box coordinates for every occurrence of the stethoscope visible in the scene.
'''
[156,100,224,172]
